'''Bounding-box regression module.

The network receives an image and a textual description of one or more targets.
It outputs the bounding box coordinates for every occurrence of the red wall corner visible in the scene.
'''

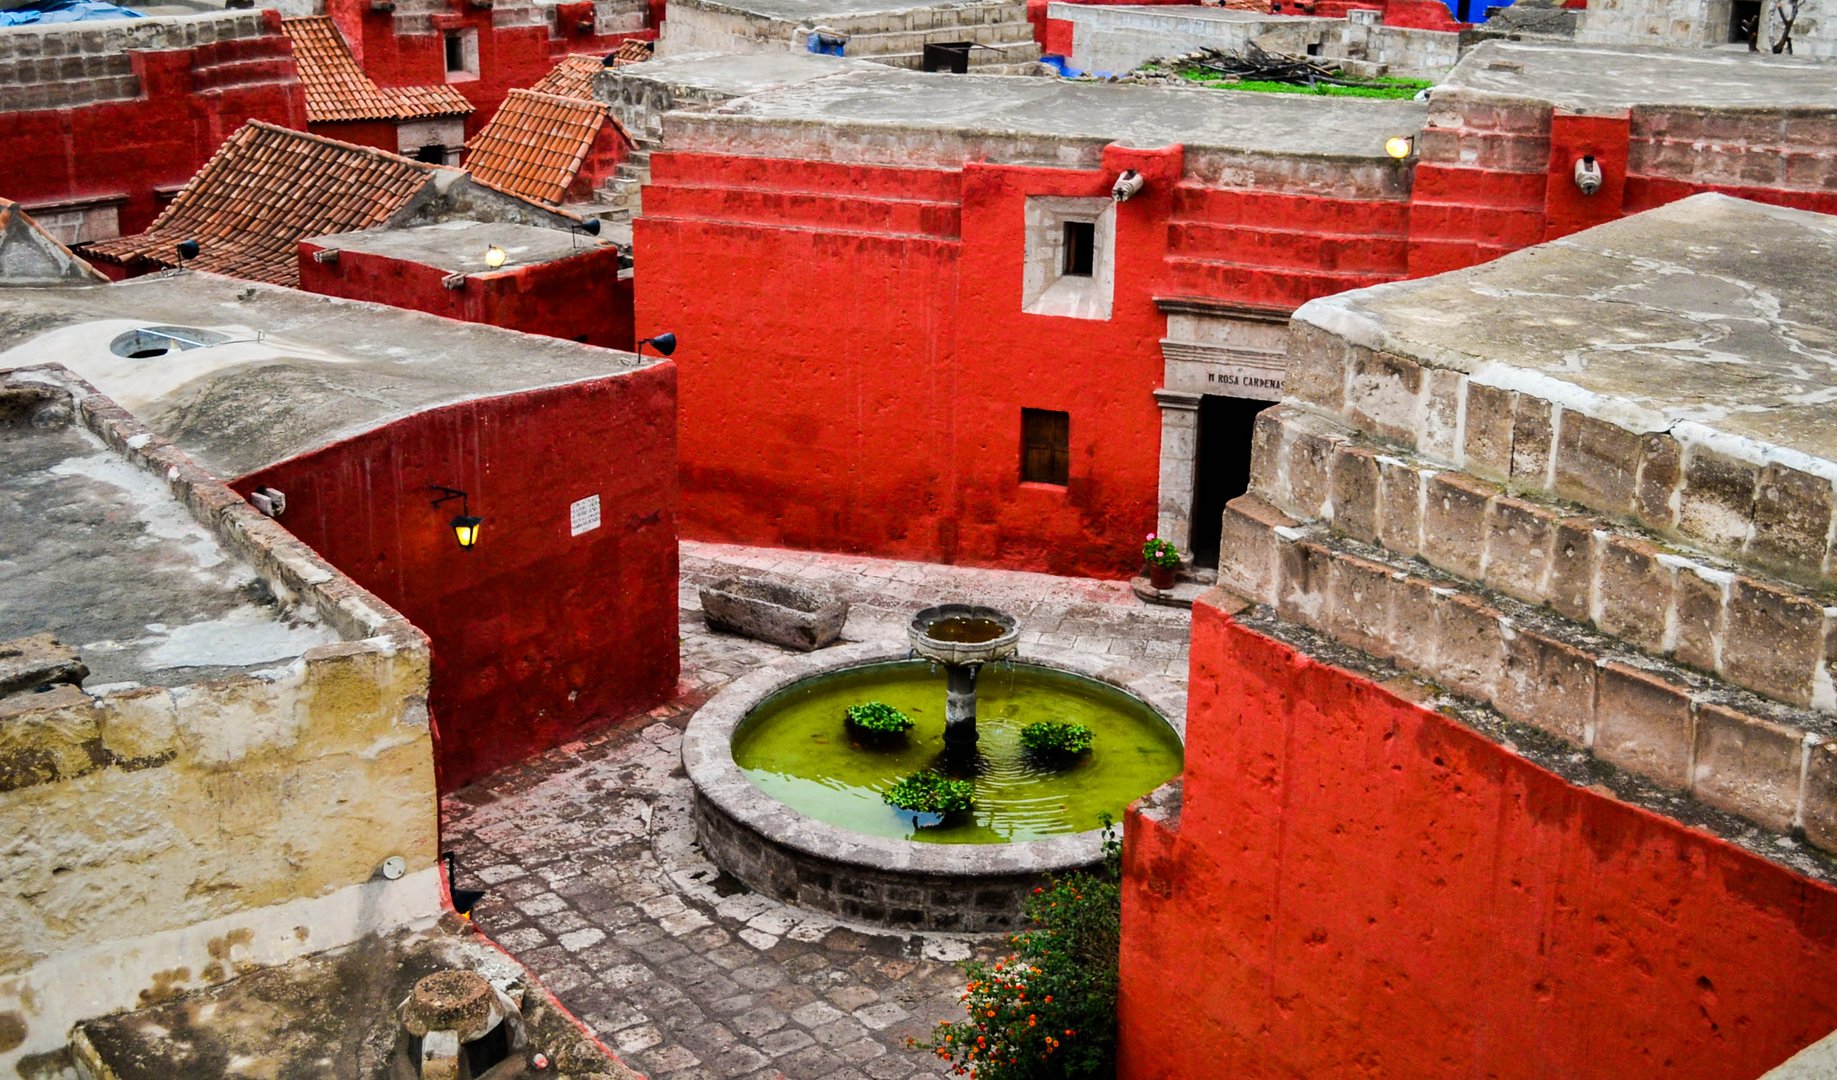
[233,368,677,788]
[1119,596,1837,1080]
[1544,110,1632,240]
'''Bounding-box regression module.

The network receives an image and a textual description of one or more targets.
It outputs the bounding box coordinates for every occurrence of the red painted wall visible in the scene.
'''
[325,0,652,138]
[0,16,307,237]
[307,118,402,153]
[1118,595,1837,1079]
[298,239,634,349]
[231,370,678,788]
[635,144,1180,578]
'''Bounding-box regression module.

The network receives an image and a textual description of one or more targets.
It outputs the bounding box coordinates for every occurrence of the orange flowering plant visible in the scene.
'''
[912,818,1121,1079]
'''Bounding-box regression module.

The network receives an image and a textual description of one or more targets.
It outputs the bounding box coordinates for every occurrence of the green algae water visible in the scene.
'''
[731,661,1182,845]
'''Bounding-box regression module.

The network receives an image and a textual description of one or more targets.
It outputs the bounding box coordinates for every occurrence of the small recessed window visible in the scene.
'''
[1062,221,1095,278]
[443,29,478,78]
[1021,408,1070,486]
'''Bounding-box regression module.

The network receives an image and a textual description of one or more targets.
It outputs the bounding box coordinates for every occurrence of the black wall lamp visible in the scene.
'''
[430,485,483,550]
[174,238,201,269]
[636,332,677,357]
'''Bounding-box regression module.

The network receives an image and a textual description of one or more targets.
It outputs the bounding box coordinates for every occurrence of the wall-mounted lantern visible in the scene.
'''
[175,238,201,269]
[636,332,677,357]
[430,485,483,550]
[1384,135,1415,161]
[484,244,508,270]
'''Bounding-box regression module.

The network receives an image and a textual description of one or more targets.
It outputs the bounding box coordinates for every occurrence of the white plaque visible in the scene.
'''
[569,494,602,536]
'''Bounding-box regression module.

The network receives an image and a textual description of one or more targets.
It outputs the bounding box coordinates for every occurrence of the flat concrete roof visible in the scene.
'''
[680,0,993,22]
[681,67,1426,158]
[1046,3,1332,26]
[0,272,656,480]
[1297,194,1837,472]
[615,49,886,94]
[1443,40,1837,112]
[0,389,338,689]
[307,220,617,275]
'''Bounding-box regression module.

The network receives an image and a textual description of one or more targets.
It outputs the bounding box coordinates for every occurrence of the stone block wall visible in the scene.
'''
[0,369,439,1073]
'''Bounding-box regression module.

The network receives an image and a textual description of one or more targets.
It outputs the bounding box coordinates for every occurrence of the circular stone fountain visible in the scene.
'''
[683,613,1185,932]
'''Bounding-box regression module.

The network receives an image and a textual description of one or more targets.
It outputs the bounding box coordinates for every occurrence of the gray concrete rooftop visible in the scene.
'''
[683,0,1003,22]
[0,273,654,480]
[1046,3,1331,26]
[615,49,886,94]
[684,67,1426,157]
[307,220,619,276]
[1443,40,1837,112]
[0,385,337,689]
[1297,194,1837,471]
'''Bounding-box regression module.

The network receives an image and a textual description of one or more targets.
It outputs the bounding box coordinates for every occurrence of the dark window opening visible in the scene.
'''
[463,1022,512,1076]
[1189,395,1277,569]
[1305,41,1322,55]
[1021,408,1070,486]
[1729,0,1760,41]
[921,41,973,73]
[413,144,447,164]
[1062,220,1095,278]
[444,31,466,72]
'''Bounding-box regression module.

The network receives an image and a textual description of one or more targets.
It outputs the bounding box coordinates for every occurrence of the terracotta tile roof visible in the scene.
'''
[283,16,472,123]
[612,39,654,66]
[81,121,442,286]
[465,89,608,205]
[529,54,603,101]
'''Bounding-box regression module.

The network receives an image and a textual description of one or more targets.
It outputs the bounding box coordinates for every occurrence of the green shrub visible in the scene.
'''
[914,821,1122,1078]
[1019,722,1095,757]
[845,701,914,735]
[884,771,974,816]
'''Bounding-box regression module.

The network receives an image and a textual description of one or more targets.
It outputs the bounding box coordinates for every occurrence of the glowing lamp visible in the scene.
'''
[451,513,483,549]
[1384,135,1415,160]
[636,332,677,357]
[484,244,508,269]
[430,486,483,551]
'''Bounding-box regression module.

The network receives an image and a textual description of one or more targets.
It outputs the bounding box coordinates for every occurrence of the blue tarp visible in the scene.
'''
[0,0,141,25]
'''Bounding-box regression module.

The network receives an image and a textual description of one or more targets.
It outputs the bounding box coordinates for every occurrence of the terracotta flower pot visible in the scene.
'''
[1147,563,1177,591]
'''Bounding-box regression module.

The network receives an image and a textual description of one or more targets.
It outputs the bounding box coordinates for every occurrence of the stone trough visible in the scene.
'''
[699,576,849,652]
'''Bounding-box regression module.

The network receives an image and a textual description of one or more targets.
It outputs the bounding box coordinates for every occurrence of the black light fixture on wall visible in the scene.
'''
[636,332,677,357]
[430,485,484,550]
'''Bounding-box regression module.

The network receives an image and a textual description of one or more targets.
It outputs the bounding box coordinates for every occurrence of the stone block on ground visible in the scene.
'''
[700,577,849,652]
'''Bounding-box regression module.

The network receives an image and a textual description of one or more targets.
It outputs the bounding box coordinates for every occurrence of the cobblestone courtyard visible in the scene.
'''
[440,541,1191,1080]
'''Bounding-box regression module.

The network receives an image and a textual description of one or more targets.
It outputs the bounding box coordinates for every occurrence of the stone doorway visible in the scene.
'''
[1189,395,1276,569]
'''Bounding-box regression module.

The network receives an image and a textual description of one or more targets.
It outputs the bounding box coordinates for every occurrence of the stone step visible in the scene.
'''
[1244,401,1837,718]
[866,39,1043,69]
[1280,313,1837,593]
[1216,491,1837,852]
[799,19,1038,56]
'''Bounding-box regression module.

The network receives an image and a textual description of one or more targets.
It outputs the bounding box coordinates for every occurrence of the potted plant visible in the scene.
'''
[845,701,914,748]
[884,770,974,828]
[1142,533,1180,591]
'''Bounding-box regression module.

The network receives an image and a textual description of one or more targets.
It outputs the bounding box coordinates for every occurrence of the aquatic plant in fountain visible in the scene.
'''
[885,770,975,817]
[844,700,914,735]
[1020,721,1095,759]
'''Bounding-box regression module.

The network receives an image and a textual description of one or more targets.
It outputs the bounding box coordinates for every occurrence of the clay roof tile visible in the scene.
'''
[464,89,613,205]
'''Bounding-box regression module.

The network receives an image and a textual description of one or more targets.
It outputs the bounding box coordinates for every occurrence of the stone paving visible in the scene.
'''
[440,541,1191,1080]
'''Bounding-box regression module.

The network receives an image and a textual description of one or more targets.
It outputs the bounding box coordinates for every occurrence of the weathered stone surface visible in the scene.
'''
[0,633,85,700]
[1691,702,1805,833]
[1593,662,1695,788]
[700,577,849,652]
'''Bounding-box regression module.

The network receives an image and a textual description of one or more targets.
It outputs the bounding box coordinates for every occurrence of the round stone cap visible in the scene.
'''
[402,970,494,1036]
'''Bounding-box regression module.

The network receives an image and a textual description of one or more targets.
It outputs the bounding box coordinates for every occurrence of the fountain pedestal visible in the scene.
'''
[907,604,1020,752]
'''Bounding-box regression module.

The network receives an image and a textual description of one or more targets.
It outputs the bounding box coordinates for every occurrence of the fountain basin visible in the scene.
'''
[682,641,1185,931]
[907,603,1019,666]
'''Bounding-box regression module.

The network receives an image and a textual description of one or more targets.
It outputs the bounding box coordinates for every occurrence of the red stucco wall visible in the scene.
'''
[298,239,634,350]
[1118,595,1837,1079]
[635,144,1181,578]
[0,17,307,237]
[324,0,651,138]
[232,369,678,788]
